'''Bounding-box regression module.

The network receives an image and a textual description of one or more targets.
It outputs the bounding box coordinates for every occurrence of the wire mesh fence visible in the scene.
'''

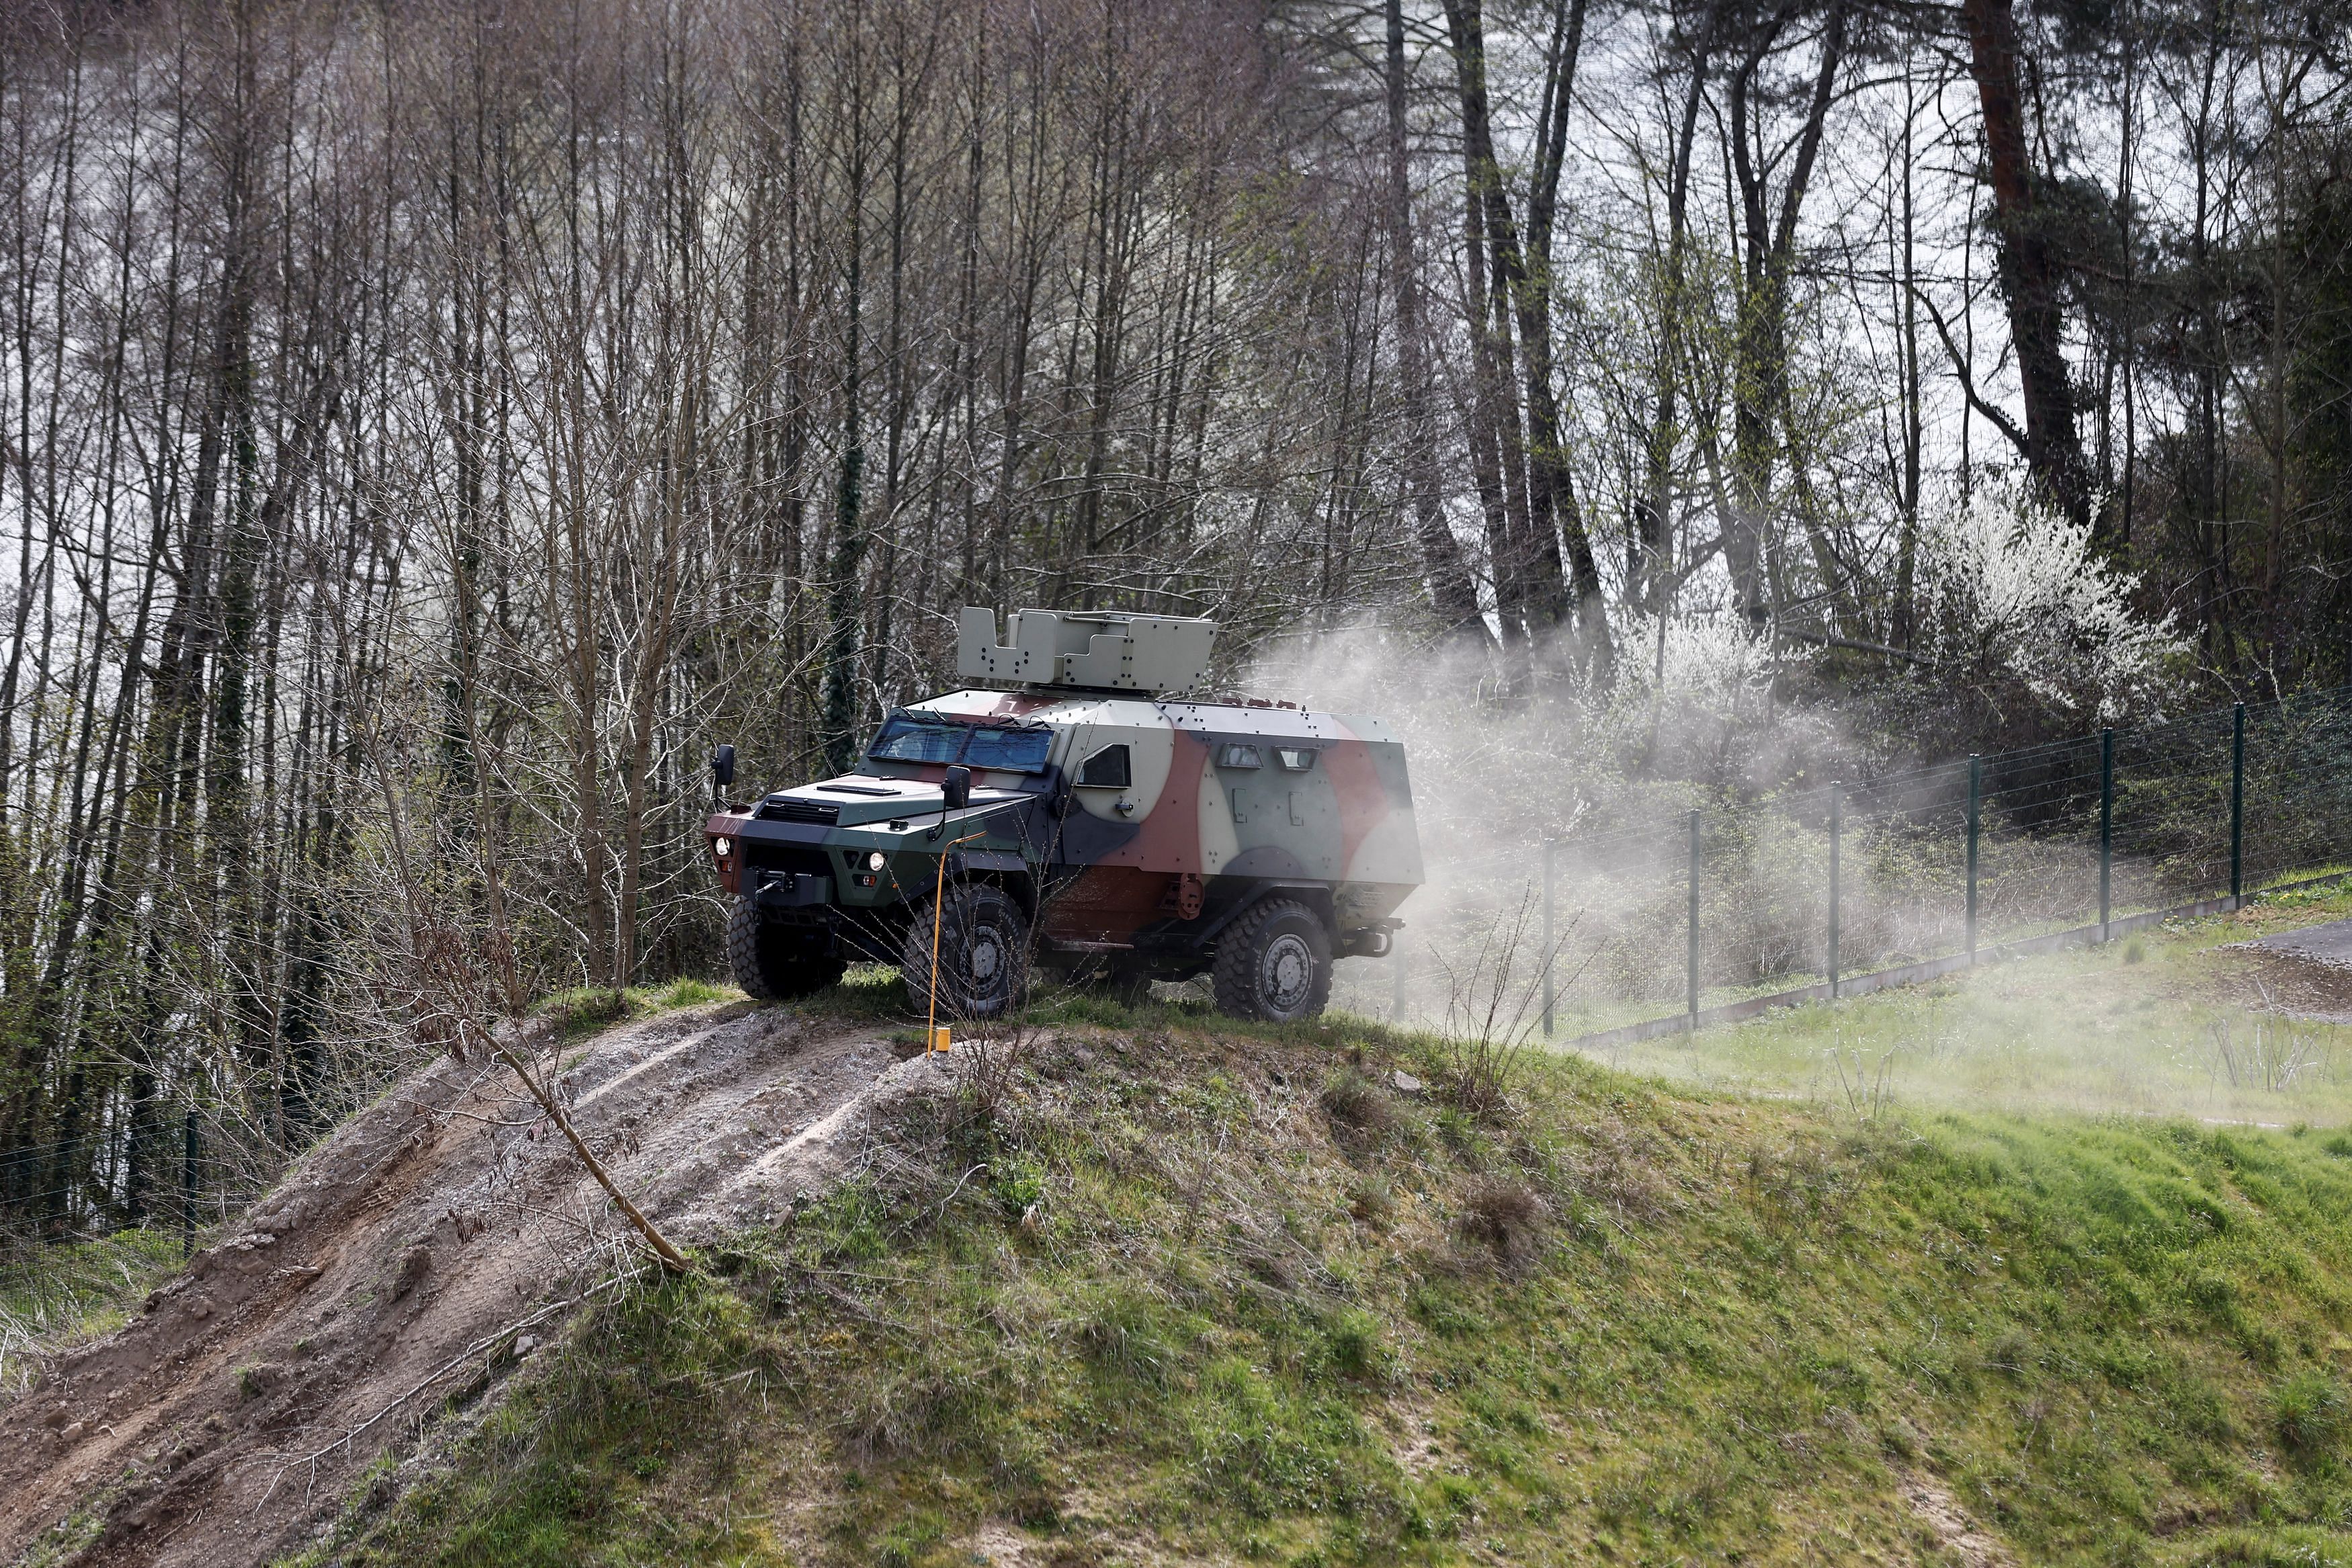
[1332,686,2352,1039]
[0,1116,277,1258]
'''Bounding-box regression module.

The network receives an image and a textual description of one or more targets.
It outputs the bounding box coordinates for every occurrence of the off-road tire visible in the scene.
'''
[1212,898,1333,1023]
[901,883,1030,1021]
[727,896,845,1002]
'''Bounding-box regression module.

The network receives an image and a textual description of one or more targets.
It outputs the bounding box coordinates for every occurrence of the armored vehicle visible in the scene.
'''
[705,608,1421,1023]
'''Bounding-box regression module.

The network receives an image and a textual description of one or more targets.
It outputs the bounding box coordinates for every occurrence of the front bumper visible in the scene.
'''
[751,869,833,911]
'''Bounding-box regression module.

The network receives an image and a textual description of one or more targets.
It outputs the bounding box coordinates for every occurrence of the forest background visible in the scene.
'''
[0,0,2345,1237]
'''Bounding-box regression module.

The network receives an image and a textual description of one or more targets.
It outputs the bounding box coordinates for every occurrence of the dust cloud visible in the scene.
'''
[1232,620,2333,1133]
[1241,616,1833,1039]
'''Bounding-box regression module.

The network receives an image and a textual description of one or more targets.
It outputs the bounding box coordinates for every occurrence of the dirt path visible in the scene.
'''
[2228,918,2352,1020]
[2249,915,2352,969]
[0,1000,939,1568]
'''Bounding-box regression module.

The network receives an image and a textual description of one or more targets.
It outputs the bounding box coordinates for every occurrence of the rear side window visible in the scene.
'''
[1077,744,1132,788]
[1218,743,1262,769]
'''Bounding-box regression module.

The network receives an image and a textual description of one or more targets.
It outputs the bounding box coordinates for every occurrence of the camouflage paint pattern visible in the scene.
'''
[706,687,1421,970]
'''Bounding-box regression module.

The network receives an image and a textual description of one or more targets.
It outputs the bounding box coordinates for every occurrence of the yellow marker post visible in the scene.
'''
[925,829,990,1054]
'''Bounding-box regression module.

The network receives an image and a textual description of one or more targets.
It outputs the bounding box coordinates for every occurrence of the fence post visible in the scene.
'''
[1541,837,1556,1037]
[1966,754,1982,965]
[1829,785,1842,1000]
[2099,727,2115,941]
[1687,810,1702,1027]
[180,1107,198,1259]
[2230,701,2246,906]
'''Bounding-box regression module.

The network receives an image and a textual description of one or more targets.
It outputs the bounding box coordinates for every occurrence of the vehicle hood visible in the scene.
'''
[762,776,1027,828]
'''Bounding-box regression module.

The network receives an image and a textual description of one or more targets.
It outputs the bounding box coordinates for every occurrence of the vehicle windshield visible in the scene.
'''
[866,711,1053,774]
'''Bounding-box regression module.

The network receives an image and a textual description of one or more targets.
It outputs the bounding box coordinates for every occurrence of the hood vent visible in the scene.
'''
[755,795,840,826]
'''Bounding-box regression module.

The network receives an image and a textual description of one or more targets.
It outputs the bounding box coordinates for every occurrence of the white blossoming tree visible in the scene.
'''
[1910,475,2191,729]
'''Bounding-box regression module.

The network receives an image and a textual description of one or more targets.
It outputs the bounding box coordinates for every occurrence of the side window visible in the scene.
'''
[1077,743,1132,788]
[1274,747,1316,772]
[1218,743,1262,769]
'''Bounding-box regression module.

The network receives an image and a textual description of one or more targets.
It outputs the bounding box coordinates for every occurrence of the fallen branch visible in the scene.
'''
[481,1025,694,1274]
[329,579,692,1280]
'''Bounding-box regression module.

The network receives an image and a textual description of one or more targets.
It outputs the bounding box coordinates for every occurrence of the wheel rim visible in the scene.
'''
[1259,931,1314,1014]
[945,906,1017,1014]
[968,924,1003,987]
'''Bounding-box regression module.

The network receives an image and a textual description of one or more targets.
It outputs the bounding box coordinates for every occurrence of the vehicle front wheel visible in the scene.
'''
[901,883,1030,1021]
[1212,898,1332,1023]
[727,897,845,1002]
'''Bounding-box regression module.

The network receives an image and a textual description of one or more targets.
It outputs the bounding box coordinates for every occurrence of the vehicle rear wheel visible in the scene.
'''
[727,897,845,1002]
[1212,898,1332,1023]
[901,883,1030,1021]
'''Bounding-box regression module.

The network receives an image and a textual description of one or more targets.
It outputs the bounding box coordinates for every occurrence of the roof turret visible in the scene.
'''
[956,606,1215,695]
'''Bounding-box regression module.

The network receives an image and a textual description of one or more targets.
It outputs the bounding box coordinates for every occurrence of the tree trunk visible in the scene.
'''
[821,17,869,777]
[1381,0,1483,641]
[1442,0,1531,677]
[1959,0,2093,529]
[1517,0,1607,676]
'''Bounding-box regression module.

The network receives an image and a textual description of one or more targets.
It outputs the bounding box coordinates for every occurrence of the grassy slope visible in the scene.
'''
[1603,877,2352,1126]
[289,942,2352,1568]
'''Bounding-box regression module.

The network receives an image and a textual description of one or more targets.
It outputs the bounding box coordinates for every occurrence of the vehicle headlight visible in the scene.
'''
[714,836,733,859]
[866,850,886,871]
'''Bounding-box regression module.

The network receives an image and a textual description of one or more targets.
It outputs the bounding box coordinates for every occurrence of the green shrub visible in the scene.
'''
[2274,1369,2350,1456]
[989,1155,1046,1221]
[1319,1068,1401,1139]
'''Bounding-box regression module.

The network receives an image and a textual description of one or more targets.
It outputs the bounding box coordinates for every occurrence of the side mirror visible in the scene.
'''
[712,744,736,792]
[941,765,972,811]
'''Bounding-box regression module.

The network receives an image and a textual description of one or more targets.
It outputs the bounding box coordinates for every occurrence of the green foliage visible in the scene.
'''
[640,977,730,1009]
[536,988,633,1041]
[532,978,742,1043]
[986,1154,1045,1221]
[1609,889,2352,1127]
[2274,1370,2351,1458]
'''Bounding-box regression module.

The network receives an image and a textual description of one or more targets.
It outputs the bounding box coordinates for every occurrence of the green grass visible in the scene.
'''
[1466,870,2352,1051]
[534,977,740,1041]
[296,951,2352,1567]
[0,1227,188,1395]
[1577,879,2352,1128]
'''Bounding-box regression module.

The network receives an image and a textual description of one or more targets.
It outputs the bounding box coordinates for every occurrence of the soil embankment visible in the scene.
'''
[0,1001,931,1568]
[2240,914,2352,1019]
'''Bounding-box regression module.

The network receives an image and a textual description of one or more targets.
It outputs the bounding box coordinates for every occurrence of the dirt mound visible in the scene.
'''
[2228,918,2352,1020]
[0,1001,940,1568]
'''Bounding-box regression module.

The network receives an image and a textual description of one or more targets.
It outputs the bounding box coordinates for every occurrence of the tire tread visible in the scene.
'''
[727,896,844,1002]
[727,896,782,1001]
[1211,897,1332,1022]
